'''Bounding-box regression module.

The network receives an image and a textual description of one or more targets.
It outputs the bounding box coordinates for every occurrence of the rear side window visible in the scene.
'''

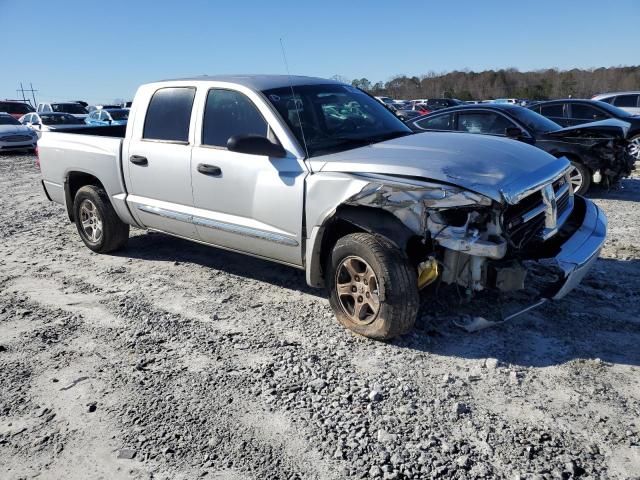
[202,89,268,147]
[613,95,639,108]
[143,87,196,142]
[457,112,514,135]
[540,104,564,117]
[571,104,608,121]
[414,113,454,130]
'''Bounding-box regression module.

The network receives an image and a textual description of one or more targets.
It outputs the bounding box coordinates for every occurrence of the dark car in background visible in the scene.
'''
[408,103,634,194]
[529,99,640,161]
[394,109,423,122]
[0,100,35,119]
[421,98,465,112]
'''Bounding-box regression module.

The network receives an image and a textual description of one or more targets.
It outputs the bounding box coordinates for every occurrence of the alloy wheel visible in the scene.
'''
[335,256,380,325]
[79,199,103,243]
[629,137,640,161]
[569,167,583,193]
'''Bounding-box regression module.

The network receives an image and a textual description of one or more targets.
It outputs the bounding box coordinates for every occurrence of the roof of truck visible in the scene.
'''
[157,74,342,90]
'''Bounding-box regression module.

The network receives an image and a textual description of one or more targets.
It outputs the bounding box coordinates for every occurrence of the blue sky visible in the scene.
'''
[1,0,638,104]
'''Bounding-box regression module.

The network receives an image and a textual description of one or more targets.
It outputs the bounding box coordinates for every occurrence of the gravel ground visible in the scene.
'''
[0,152,639,480]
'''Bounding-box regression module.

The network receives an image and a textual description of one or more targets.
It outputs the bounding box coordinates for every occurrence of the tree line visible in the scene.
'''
[348,66,640,101]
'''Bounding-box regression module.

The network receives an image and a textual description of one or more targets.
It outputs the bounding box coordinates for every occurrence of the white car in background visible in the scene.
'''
[591,91,640,115]
[19,112,84,137]
[0,113,38,152]
[37,102,88,120]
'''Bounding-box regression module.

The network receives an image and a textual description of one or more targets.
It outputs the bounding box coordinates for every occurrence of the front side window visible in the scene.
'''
[202,89,268,147]
[571,104,608,121]
[457,112,514,135]
[143,87,196,142]
[263,84,411,157]
[414,113,454,131]
[613,95,639,108]
[540,104,564,117]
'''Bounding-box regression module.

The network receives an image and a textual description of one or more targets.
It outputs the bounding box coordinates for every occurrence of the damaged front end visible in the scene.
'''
[343,168,606,306]
[545,120,636,187]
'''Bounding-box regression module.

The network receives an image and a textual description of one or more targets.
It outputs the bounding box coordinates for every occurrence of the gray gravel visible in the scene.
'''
[0,152,639,479]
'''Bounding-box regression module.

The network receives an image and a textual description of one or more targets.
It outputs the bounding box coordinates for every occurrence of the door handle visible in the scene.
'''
[197,163,222,177]
[130,155,148,166]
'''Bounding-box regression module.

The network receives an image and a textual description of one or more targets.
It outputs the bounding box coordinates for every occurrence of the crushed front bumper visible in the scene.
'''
[542,196,607,300]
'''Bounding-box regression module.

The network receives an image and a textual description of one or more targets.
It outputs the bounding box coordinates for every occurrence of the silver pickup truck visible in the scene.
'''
[38,75,607,339]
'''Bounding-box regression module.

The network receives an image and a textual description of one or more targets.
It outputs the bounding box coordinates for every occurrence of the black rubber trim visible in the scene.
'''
[40,180,53,202]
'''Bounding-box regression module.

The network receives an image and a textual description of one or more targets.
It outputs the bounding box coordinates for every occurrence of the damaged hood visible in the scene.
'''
[313,132,569,204]
[546,118,631,139]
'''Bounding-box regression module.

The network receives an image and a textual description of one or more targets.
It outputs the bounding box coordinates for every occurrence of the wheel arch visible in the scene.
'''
[305,205,424,288]
[64,171,106,222]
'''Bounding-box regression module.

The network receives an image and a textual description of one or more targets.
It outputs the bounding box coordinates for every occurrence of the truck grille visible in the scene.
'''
[1,135,32,142]
[503,174,574,249]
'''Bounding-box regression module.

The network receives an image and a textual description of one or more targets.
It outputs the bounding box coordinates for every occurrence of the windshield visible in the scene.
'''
[41,114,83,125]
[0,115,21,125]
[592,100,633,118]
[509,107,561,134]
[263,84,412,157]
[107,109,129,120]
[52,103,87,114]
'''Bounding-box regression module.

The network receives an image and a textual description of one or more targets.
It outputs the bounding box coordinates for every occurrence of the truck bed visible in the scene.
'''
[44,124,127,137]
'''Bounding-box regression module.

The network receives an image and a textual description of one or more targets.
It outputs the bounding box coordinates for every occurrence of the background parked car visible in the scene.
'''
[19,112,84,135]
[408,103,634,195]
[394,109,423,122]
[37,102,88,120]
[412,103,431,114]
[0,100,35,119]
[85,108,129,126]
[529,99,640,160]
[87,104,123,113]
[0,113,38,152]
[591,91,640,115]
[420,98,465,112]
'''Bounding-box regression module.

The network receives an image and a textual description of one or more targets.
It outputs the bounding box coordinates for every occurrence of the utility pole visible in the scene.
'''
[16,83,38,107]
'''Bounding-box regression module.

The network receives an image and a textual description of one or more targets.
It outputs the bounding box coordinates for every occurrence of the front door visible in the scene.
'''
[190,87,306,265]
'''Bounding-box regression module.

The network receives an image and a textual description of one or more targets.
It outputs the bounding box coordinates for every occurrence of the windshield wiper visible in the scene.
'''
[368,130,413,144]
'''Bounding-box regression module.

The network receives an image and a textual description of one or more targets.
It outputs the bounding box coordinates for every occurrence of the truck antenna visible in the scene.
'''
[279,38,309,159]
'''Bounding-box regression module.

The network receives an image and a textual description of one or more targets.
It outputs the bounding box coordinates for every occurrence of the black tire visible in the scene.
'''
[569,161,591,196]
[73,185,129,253]
[327,233,419,340]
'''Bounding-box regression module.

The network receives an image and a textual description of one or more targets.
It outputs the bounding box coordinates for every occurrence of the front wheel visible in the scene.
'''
[73,185,129,253]
[569,161,591,195]
[628,134,640,161]
[327,233,419,340]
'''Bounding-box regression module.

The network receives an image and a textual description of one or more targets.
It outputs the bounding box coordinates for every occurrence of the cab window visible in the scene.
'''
[143,87,196,142]
[571,104,608,121]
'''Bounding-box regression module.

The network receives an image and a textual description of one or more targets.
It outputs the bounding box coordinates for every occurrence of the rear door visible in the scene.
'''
[125,86,199,239]
[568,103,610,126]
[190,86,307,265]
[539,103,568,126]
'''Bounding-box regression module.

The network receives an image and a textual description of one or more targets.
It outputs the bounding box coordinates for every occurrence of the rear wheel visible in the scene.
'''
[73,185,129,253]
[327,233,419,340]
[569,161,591,195]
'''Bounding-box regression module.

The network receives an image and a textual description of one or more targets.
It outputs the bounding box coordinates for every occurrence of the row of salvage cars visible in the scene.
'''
[404,98,638,195]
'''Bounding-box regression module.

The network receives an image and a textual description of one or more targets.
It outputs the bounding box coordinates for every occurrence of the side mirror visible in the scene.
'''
[227,134,286,157]
[505,126,523,138]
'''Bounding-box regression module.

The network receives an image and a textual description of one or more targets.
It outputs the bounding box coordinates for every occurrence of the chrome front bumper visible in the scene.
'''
[544,196,607,300]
